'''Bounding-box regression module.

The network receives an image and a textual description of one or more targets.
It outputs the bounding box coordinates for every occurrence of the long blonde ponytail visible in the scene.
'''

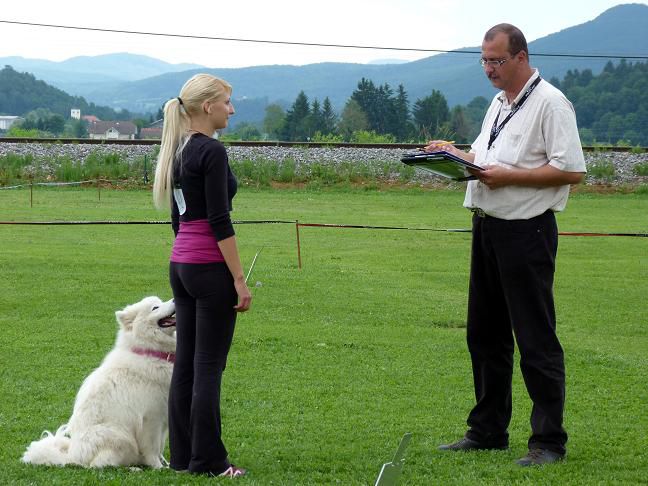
[153,97,188,209]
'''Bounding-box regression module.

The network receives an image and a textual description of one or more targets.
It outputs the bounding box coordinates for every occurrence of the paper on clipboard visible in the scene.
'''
[401,150,484,181]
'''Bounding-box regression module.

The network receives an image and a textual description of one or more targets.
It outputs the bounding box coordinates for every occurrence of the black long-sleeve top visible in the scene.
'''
[171,133,237,240]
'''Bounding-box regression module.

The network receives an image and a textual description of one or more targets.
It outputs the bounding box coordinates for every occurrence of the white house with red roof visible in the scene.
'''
[88,121,138,140]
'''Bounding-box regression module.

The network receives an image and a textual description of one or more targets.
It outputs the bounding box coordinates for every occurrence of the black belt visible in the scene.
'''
[471,208,554,220]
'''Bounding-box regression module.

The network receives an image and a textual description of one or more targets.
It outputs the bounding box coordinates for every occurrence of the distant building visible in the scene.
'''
[71,108,81,120]
[0,115,23,130]
[140,127,162,139]
[88,121,138,140]
[140,119,163,140]
[82,115,100,123]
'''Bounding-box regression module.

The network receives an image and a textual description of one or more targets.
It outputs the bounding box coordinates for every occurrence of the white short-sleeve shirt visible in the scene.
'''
[464,69,586,220]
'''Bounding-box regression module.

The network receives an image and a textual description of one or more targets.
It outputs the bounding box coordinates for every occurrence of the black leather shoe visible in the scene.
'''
[516,448,564,466]
[438,437,508,451]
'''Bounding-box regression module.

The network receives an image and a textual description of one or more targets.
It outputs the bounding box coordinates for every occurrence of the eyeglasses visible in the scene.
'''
[479,57,512,68]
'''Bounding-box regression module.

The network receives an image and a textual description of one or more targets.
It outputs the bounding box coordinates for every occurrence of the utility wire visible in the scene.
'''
[1,19,648,60]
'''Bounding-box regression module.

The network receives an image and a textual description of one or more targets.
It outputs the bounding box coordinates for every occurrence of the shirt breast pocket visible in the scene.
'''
[496,131,524,166]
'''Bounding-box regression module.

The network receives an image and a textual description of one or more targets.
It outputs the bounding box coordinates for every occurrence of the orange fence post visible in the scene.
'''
[295,220,302,269]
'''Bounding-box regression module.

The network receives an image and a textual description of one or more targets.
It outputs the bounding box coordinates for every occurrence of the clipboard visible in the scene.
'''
[401,150,484,181]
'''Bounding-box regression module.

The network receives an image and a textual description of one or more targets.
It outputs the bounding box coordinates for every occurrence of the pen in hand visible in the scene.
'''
[423,140,455,152]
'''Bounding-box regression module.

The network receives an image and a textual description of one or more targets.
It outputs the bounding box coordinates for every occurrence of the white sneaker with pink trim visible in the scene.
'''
[218,465,247,477]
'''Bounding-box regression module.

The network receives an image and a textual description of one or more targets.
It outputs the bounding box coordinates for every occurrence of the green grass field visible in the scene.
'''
[1,186,647,485]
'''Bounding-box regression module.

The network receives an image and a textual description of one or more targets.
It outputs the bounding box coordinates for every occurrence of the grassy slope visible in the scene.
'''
[0,187,646,485]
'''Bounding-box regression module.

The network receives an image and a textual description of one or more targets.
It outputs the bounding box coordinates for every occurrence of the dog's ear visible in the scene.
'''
[115,307,135,331]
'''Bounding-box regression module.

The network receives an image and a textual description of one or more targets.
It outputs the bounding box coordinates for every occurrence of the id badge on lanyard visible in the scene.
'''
[487,76,542,150]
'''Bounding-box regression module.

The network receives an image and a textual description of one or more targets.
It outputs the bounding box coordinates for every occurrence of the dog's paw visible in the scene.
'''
[142,456,164,469]
[128,466,143,472]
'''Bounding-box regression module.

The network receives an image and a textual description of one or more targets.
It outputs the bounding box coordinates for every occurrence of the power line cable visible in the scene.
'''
[1,19,648,60]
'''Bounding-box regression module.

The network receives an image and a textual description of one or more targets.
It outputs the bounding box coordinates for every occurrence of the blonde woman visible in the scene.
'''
[153,74,251,478]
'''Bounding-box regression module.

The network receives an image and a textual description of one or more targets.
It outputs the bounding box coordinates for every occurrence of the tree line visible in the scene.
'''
[226,79,489,145]
[227,60,648,146]
[551,60,648,146]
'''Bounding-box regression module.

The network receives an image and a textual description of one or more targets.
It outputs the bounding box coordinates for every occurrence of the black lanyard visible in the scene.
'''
[487,76,542,150]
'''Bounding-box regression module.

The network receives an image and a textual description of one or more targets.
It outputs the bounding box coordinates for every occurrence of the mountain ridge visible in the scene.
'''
[82,3,648,119]
[0,52,204,86]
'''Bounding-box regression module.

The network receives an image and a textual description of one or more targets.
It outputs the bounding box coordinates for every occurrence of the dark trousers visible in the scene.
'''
[168,261,237,473]
[465,210,568,455]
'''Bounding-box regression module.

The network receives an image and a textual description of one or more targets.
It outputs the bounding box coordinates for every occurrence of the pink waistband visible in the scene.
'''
[171,219,224,263]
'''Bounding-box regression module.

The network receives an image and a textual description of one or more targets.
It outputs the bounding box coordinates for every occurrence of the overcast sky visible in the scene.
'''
[0,1,642,68]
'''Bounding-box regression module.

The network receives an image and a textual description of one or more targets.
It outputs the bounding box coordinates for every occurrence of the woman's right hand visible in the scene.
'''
[233,277,252,312]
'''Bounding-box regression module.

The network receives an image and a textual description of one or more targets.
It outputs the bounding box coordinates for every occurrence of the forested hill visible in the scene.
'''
[269,59,648,146]
[557,60,648,145]
[0,66,133,120]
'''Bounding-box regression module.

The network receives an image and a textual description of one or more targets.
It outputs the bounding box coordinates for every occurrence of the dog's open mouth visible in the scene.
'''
[158,314,176,328]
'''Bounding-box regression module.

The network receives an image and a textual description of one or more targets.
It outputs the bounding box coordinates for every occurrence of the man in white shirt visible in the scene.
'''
[427,24,586,466]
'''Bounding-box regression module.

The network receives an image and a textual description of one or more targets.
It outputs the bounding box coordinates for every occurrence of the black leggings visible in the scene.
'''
[168,261,237,474]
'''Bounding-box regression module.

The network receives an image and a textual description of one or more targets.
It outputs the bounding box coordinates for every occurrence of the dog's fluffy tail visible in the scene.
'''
[22,425,72,466]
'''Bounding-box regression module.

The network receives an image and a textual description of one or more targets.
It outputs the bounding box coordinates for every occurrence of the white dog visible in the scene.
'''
[22,296,176,469]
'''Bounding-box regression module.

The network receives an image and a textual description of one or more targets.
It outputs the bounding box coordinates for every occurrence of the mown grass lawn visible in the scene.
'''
[0,186,646,485]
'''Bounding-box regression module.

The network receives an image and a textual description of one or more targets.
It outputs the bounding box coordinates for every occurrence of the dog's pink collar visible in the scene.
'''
[131,347,175,363]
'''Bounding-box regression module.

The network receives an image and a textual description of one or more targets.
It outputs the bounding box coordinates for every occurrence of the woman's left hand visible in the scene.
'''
[233,277,252,312]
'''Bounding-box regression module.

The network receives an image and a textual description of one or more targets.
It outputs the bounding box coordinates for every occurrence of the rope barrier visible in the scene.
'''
[0,219,645,237]
[557,231,648,238]
[0,179,128,190]
[295,222,647,239]
[3,181,645,236]
[3,180,644,272]
[0,220,297,225]
[0,220,169,225]
[2,219,644,271]
[296,222,472,233]
[1,178,140,207]
[34,180,99,187]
